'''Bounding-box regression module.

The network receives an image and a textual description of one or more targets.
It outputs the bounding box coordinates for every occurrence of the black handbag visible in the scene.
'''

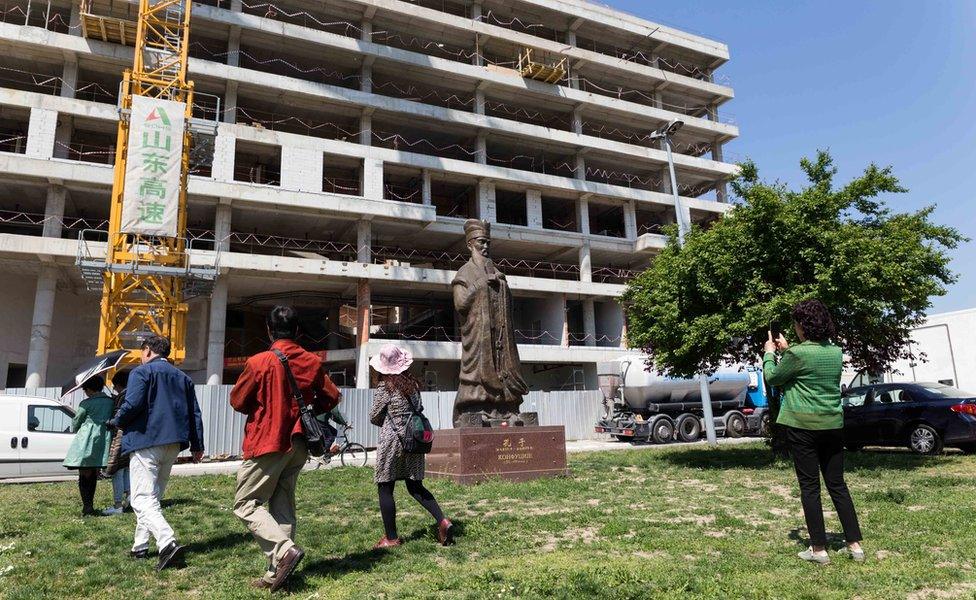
[273,349,328,457]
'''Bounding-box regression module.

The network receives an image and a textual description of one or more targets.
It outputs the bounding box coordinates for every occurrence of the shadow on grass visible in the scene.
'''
[659,445,938,472]
[788,527,850,551]
[290,519,466,590]
[192,530,253,553]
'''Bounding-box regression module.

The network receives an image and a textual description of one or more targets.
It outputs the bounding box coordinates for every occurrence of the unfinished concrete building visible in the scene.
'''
[0,0,736,391]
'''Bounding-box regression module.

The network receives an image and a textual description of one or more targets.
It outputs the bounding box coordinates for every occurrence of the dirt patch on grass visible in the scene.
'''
[907,582,976,599]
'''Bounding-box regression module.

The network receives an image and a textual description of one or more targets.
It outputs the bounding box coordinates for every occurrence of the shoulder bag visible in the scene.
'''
[272,349,334,457]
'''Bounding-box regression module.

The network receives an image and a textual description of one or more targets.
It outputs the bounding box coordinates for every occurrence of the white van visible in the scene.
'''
[0,394,77,478]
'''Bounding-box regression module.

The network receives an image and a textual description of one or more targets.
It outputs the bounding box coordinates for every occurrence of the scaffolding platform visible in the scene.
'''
[78,1,138,46]
[76,230,220,300]
[518,49,567,84]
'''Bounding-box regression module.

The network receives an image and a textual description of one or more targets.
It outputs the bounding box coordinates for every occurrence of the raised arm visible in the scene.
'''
[312,366,341,415]
[763,349,803,388]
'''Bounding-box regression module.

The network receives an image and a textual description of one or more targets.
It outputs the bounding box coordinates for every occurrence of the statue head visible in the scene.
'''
[464,219,491,259]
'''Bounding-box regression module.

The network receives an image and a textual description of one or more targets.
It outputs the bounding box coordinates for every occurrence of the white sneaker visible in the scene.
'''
[797,547,830,564]
[102,506,124,516]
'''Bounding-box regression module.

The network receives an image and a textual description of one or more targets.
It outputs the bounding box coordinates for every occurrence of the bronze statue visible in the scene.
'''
[452,219,531,427]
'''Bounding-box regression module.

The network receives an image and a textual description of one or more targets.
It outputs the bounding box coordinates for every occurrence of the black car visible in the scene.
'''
[842,382,976,455]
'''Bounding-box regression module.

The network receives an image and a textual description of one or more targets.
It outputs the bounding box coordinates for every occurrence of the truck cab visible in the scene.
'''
[0,395,76,478]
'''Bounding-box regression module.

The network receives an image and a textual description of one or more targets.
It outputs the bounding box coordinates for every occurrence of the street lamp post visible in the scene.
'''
[649,119,718,447]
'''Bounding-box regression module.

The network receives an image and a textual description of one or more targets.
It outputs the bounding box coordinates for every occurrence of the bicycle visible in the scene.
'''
[310,425,368,468]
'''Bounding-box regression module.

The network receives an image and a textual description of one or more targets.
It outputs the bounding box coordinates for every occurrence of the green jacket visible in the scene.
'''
[763,341,844,430]
[63,393,114,468]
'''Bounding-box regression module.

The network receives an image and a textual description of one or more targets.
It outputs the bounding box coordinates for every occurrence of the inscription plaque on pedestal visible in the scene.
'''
[427,426,569,484]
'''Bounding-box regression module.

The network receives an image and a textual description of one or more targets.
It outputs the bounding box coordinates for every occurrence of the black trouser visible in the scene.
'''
[786,426,862,547]
[377,479,444,540]
[77,468,98,511]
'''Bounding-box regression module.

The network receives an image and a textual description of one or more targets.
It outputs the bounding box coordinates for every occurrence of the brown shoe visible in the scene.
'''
[250,578,272,590]
[373,536,403,549]
[269,546,304,592]
[437,519,455,546]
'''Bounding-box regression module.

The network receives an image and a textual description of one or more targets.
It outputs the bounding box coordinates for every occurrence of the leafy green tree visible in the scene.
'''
[622,151,965,379]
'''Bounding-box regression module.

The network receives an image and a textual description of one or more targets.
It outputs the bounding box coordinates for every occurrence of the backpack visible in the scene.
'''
[399,392,434,454]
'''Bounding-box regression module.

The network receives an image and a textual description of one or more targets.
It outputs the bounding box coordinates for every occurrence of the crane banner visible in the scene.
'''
[121,95,185,237]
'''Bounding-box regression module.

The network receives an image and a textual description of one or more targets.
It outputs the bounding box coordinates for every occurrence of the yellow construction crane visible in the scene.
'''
[77,0,217,365]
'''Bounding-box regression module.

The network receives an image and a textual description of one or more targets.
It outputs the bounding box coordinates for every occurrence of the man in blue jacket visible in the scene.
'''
[110,335,205,571]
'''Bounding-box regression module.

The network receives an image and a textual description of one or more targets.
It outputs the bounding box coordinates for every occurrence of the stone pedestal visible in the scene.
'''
[427,426,568,484]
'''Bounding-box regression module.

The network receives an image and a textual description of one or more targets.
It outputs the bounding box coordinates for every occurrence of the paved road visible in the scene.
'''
[0,436,761,484]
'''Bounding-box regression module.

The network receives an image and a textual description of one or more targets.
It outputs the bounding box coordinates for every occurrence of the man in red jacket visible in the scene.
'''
[231,305,341,592]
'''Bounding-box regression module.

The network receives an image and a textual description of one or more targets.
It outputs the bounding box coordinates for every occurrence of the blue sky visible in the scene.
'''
[609,0,976,313]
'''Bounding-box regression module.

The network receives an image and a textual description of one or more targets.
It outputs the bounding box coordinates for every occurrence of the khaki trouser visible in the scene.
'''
[234,437,308,581]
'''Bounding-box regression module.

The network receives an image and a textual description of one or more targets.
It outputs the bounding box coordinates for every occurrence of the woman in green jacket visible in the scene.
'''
[764,300,864,564]
[63,375,114,516]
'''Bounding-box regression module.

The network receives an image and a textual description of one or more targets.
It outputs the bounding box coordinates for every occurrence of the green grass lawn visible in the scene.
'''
[2,443,976,599]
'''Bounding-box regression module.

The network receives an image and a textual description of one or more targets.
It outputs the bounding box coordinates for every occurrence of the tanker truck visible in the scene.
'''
[594,356,771,444]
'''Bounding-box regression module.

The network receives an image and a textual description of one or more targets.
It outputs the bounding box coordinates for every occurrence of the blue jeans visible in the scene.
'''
[112,467,131,506]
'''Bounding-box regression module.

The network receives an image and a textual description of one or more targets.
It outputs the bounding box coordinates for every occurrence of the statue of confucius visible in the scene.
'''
[451,219,530,427]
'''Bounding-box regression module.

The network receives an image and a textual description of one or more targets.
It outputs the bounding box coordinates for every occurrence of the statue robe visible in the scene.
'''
[452,257,528,423]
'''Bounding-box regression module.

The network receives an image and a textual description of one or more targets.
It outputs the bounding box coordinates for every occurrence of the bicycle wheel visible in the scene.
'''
[340,443,368,467]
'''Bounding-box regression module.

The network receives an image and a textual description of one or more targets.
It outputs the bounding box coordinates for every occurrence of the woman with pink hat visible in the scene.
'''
[368,343,454,548]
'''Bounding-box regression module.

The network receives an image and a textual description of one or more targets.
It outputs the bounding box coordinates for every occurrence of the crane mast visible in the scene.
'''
[78,0,215,365]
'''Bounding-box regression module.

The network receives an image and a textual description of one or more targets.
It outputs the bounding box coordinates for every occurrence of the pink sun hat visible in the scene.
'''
[369,343,414,375]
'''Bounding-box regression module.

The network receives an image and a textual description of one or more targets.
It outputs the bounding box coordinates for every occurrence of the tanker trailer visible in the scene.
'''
[595,356,770,444]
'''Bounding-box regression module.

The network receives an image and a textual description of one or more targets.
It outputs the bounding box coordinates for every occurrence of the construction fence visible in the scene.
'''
[5,386,606,458]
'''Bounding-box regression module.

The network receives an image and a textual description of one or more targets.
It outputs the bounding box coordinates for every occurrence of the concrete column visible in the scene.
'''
[205,280,229,385]
[60,59,78,99]
[26,108,58,159]
[566,30,577,47]
[624,200,638,240]
[582,299,596,347]
[708,102,719,122]
[421,169,432,205]
[477,180,496,222]
[577,196,591,235]
[357,220,372,263]
[226,26,241,68]
[25,266,57,389]
[361,60,373,94]
[660,165,672,194]
[572,105,583,135]
[222,81,238,124]
[526,189,543,229]
[716,181,728,203]
[361,19,373,42]
[561,296,570,347]
[215,202,232,252]
[230,0,242,11]
[471,2,482,20]
[359,110,372,146]
[42,186,66,238]
[578,243,592,283]
[280,146,324,192]
[475,130,487,165]
[474,88,486,115]
[620,314,628,349]
[53,114,72,159]
[355,279,371,389]
[362,157,383,199]
[652,91,664,110]
[575,152,586,180]
[205,203,232,385]
[211,133,236,181]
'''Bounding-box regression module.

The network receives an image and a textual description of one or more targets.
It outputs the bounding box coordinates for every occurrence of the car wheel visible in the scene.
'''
[675,413,701,443]
[725,411,746,438]
[759,413,772,437]
[908,424,943,455]
[650,416,675,444]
